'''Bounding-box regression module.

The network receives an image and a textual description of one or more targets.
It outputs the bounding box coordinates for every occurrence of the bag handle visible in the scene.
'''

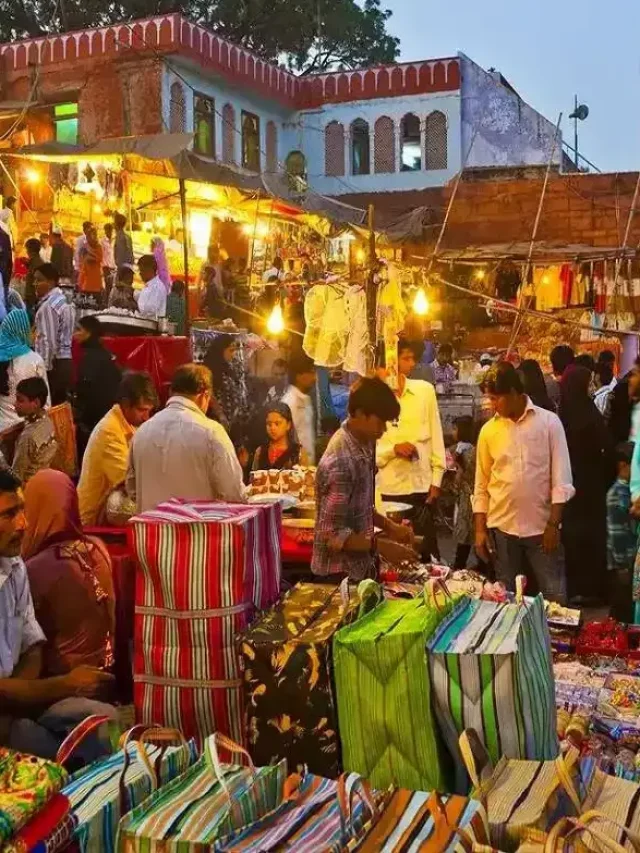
[204,732,256,803]
[424,577,453,611]
[337,774,378,838]
[552,749,582,815]
[117,725,185,814]
[459,729,494,794]
[544,811,634,853]
[137,727,188,784]
[55,714,112,766]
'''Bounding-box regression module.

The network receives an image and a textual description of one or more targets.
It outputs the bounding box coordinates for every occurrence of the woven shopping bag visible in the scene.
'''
[215,771,386,852]
[241,581,359,778]
[352,788,491,853]
[516,811,640,852]
[116,733,287,852]
[0,714,110,849]
[130,499,281,745]
[570,758,640,850]
[333,585,459,791]
[428,591,558,792]
[62,726,198,853]
[460,729,582,853]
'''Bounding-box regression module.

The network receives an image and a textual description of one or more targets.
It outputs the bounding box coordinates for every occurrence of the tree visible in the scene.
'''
[0,0,399,74]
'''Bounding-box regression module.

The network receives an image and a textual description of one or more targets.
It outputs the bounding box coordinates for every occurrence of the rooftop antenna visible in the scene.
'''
[568,95,589,172]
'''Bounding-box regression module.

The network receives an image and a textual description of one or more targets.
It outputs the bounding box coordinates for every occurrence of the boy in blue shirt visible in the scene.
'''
[607,441,636,619]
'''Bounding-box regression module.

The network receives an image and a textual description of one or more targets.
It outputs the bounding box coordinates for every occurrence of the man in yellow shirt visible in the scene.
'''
[78,372,157,526]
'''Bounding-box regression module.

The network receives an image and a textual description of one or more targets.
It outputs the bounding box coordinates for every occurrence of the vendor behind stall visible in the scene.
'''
[135,255,166,319]
[312,376,418,582]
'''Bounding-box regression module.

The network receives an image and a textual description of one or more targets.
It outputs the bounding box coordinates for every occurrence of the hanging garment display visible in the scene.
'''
[303,283,349,368]
[343,286,368,377]
[593,261,606,313]
[533,267,563,312]
[559,264,574,308]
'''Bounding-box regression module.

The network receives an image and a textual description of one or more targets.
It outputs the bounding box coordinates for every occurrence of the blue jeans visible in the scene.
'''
[491,529,567,604]
[8,698,117,765]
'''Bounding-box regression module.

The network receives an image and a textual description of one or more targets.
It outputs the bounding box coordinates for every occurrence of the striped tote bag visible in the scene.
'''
[352,789,491,853]
[428,594,558,792]
[116,734,287,853]
[62,728,198,853]
[215,771,384,852]
[460,729,581,853]
[333,593,458,792]
[130,500,281,745]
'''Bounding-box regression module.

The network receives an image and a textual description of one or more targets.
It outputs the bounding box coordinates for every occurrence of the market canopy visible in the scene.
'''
[434,241,638,264]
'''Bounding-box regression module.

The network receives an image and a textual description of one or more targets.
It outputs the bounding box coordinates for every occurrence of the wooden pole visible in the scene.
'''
[179,178,191,336]
[366,203,377,372]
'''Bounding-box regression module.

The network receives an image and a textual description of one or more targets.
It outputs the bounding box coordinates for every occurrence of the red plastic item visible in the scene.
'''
[576,618,629,657]
[72,336,191,404]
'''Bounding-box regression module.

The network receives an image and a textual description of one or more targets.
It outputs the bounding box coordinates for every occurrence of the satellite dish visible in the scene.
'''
[569,104,589,121]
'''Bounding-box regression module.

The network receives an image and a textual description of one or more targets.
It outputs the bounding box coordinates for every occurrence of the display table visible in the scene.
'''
[72,336,191,403]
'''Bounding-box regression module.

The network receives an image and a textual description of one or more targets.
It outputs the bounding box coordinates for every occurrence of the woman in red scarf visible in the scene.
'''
[22,470,115,677]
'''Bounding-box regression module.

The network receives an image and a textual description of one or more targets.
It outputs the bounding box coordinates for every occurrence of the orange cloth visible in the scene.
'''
[78,241,104,293]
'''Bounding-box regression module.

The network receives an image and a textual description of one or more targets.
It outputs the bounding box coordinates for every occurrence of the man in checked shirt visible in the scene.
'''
[312,376,418,582]
[33,263,76,405]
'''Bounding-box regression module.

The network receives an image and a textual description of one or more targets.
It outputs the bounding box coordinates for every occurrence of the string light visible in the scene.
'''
[267,303,285,335]
[412,287,429,316]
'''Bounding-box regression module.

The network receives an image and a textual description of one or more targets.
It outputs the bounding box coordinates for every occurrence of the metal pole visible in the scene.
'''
[366,203,377,372]
[179,178,191,336]
[574,95,579,171]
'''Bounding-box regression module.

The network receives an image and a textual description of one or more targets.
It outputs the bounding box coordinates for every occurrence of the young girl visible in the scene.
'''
[252,402,309,471]
[452,415,478,570]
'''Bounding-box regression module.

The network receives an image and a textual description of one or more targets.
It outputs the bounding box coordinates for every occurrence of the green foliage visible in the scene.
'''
[0,0,399,74]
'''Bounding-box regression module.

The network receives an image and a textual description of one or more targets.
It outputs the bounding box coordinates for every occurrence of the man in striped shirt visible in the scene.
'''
[33,264,76,405]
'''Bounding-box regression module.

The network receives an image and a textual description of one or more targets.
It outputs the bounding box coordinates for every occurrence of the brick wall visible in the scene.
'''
[0,55,163,146]
[340,170,640,250]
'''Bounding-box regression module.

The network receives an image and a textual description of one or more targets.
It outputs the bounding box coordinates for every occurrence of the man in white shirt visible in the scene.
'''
[473,362,575,602]
[126,363,245,512]
[377,338,446,560]
[135,254,167,319]
[281,352,317,465]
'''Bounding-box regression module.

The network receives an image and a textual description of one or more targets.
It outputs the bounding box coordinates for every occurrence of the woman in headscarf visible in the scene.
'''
[151,236,172,293]
[23,470,115,678]
[251,402,308,471]
[203,334,244,427]
[519,358,555,411]
[559,364,616,603]
[0,309,50,430]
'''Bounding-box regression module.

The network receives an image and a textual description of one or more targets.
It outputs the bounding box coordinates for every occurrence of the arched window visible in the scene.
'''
[401,113,421,171]
[241,110,260,172]
[222,103,235,164]
[350,119,370,175]
[425,110,447,170]
[193,94,215,157]
[169,81,185,134]
[374,116,395,174]
[325,121,345,177]
[265,121,278,172]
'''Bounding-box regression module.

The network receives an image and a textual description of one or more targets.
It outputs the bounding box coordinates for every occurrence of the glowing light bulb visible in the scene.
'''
[155,215,167,230]
[93,203,102,214]
[355,248,366,265]
[25,168,41,184]
[413,287,429,316]
[267,303,285,335]
[475,268,486,281]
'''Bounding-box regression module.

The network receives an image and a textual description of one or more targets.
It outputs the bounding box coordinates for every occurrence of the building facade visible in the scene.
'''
[0,14,561,198]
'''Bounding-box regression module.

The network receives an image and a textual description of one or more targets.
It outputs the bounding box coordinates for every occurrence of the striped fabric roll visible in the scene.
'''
[62,740,197,853]
[116,754,287,851]
[428,595,558,792]
[333,595,458,792]
[130,500,282,745]
[353,789,490,853]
